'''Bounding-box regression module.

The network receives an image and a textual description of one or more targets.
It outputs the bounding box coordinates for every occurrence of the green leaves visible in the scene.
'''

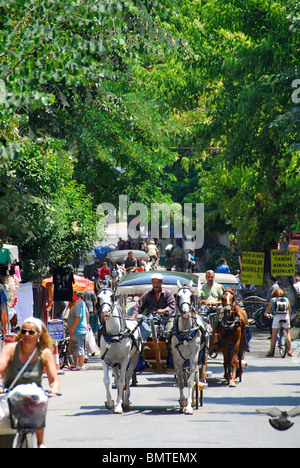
[0,0,187,280]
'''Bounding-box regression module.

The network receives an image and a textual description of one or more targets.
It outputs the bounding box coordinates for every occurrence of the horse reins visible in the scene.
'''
[220,289,244,331]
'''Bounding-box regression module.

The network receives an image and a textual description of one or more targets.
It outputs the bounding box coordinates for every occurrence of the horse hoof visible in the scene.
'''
[229,381,236,387]
[122,402,131,411]
[114,405,123,414]
[185,406,194,415]
[178,399,187,408]
[105,401,115,410]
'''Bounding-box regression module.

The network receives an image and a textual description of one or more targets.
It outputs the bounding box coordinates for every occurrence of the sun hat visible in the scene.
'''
[151,273,163,281]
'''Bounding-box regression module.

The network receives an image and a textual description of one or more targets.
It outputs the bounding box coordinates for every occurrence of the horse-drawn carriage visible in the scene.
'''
[107,249,151,290]
[98,270,208,413]
[96,268,248,413]
[196,273,248,387]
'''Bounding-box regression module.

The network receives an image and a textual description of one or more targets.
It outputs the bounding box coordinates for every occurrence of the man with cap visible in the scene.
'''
[131,273,176,340]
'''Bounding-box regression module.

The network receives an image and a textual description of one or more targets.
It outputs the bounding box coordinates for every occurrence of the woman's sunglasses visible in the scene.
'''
[21,328,37,336]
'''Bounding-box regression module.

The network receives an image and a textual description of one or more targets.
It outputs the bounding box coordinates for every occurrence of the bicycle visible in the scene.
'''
[2,386,60,448]
[58,320,73,369]
[241,295,267,325]
[276,319,288,359]
[254,306,271,330]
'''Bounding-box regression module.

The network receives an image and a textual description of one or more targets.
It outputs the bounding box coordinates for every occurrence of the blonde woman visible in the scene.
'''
[0,317,60,447]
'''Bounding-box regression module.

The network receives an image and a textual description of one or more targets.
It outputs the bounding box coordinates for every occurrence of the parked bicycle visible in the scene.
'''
[241,295,267,326]
[58,320,73,369]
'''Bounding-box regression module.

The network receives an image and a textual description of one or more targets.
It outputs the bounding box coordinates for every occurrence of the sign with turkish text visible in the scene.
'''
[271,250,295,276]
[241,251,265,286]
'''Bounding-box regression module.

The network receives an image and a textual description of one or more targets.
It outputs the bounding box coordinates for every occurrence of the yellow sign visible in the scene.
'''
[241,252,265,286]
[271,250,295,276]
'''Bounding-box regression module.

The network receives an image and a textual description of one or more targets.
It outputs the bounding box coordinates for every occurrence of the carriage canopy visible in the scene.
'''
[116,271,201,296]
[108,250,150,263]
[195,273,239,289]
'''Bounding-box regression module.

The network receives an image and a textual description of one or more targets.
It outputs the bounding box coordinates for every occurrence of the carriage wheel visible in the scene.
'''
[149,317,162,373]
[198,361,206,407]
[192,369,199,409]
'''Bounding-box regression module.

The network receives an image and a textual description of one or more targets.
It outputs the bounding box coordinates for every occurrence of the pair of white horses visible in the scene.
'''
[98,280,204,414]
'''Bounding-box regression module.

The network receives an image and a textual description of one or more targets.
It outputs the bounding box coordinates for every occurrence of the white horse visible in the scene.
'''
[98,288,142,413]
[168,280,203,414]
[141,259,155,271]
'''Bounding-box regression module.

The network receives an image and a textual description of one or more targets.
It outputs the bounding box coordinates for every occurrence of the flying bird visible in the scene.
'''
[256,407,300,431]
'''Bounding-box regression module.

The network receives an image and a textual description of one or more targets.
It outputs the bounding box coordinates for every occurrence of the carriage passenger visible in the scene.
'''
[200,270,224,335]
[131,273,176,340]
[201,270,224,308]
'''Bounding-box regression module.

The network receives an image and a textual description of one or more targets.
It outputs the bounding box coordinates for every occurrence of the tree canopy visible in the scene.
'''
[1,0,299,280]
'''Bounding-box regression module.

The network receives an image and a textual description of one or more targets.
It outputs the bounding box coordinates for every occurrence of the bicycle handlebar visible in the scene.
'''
[0,388,61,398]
[44,391,62,398]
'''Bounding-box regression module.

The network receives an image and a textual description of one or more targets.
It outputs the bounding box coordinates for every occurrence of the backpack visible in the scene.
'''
[274,297,289,314]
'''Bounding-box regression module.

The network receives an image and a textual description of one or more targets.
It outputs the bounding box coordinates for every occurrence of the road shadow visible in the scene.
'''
[69,404,183,417]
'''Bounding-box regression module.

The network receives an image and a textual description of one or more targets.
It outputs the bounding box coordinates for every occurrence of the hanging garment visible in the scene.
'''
[53,266,74,301]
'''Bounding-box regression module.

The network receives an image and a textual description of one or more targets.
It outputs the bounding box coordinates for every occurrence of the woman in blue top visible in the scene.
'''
[68,291,89,370]
[187,249,196,273]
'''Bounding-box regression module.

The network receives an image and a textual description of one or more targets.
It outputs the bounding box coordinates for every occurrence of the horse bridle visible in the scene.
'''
[220,289,242,329]
[98,288,115,317]
[177,286,194,316]
[222,288,235,309]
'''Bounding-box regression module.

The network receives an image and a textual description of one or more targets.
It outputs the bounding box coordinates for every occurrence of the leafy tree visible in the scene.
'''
[138,0,300,260]
[0,0,187,278]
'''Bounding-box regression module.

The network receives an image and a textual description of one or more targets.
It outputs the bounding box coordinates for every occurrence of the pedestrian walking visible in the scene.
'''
[67,291,89,370]
[187,249,196,273]
[172,242,185,272]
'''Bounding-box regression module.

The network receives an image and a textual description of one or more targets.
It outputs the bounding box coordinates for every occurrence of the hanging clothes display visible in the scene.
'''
[53,265,74,302]
[13,282,34,328]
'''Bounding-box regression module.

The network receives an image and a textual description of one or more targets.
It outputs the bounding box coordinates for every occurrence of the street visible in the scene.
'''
[43,326,300,449]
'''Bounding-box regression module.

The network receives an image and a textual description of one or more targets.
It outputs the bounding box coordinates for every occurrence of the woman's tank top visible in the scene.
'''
[3,343,44,389]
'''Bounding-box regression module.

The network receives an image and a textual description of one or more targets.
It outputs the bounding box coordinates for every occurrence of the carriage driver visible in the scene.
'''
[131,273,176,340]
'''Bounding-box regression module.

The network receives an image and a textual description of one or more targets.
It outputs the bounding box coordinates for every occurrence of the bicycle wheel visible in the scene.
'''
[13,430,38,448]
[255,307,271,330]
[278,329,288,358]
[243,296,266,325]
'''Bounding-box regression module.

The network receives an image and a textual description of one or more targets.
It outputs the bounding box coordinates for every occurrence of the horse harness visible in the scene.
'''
[168,314,206,361]
[99,316,143,365]
[219,289,246,333]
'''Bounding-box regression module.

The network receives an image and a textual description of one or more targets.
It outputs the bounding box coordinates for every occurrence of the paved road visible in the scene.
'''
[42,326,300,449]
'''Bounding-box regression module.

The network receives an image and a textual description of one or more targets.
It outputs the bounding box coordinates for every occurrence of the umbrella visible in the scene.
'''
[42,274,94,291]
[72,275,94,291]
